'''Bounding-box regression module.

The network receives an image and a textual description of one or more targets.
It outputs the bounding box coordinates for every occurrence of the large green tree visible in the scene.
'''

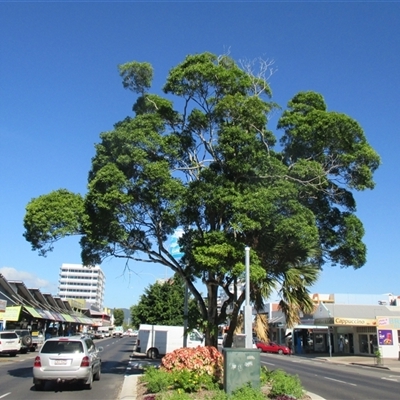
[23,53,380,347]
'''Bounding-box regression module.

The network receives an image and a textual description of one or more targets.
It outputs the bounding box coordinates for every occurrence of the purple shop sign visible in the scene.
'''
[378,329,393,345]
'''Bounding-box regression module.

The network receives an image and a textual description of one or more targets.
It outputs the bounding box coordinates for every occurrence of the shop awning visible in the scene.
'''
[24,306,43,319]
[61,313,75,322]
[1,305,22,321]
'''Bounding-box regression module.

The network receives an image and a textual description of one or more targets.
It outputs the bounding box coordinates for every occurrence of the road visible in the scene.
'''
[260,353,400,400]
[0,335,136,400]
[2,338,400,399]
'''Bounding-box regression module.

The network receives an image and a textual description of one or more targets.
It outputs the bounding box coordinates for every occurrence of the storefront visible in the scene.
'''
[375,316,400,359]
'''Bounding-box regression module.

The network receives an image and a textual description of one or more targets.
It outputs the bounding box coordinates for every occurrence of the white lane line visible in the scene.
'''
[0,393,11,398]
[382,377,399,382]
[261,361,275,366]
[324,377,357,386]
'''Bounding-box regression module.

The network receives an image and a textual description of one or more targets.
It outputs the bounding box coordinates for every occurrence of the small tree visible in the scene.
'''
[130,274,201,329]
[113,308,124,326]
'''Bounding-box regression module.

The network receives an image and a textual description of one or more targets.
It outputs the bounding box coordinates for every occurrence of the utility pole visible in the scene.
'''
[244,246,253,349]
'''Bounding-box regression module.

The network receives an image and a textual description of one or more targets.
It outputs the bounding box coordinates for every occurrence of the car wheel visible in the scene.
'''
[10,352,17,357]
[35,381,45,391]
[147,348,159,359]
[20,348,28,354]
[278,349,283,355]
[84,372,93,390]
[93,367,101,381]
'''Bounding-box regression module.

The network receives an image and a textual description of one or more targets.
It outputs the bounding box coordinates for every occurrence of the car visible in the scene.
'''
[33,335,103,391]
[0,331,21,356]
[93,331,104,339]
[255,340,291,355]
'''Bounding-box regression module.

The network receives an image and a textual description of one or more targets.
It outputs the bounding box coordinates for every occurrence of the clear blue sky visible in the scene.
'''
[1,2,399,309]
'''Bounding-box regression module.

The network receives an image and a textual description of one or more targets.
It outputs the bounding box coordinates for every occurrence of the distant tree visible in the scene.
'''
[113,308,124,326]
[23,52,380,347]
[130,274,201,328]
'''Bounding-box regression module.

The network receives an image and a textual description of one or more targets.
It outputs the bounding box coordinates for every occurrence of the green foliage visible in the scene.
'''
[113,308,124,326]
[118,61,153,95]
[23,51,381,345]
[130,274,201,329]
[141,366,174,393]
[23,189,84,256]
[229,384,265,400]
[268,369,304,399]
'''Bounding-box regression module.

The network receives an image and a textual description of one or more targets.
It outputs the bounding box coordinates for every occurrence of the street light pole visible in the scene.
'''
[244,246,253,349]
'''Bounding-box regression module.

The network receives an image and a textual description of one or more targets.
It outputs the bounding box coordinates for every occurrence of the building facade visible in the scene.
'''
[57,264,105,310]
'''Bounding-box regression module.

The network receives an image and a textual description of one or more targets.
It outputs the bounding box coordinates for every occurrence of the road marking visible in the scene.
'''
[261,361,275,366]
[382,377,399,382]
[0,393,11,398]
[324,377,357,386]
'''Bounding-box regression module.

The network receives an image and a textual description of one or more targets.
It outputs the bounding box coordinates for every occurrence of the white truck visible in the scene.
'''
[112,326,124,337]
[136,324,204,359]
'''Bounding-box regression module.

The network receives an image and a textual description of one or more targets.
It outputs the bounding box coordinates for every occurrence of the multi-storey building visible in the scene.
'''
[57,263,105,310]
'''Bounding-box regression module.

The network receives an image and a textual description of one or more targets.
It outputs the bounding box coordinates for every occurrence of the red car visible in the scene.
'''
[255,340,291,355]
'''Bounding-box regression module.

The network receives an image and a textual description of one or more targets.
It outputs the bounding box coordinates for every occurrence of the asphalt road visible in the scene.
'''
[260,352,400,400]
[0,335,136,400]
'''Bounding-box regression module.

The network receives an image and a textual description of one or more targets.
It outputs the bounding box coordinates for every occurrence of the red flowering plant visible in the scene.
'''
[161,345,223,380]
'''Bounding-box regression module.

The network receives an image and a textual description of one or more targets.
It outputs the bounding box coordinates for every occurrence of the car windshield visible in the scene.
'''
[41,340,84,354]
[14,330,29,336]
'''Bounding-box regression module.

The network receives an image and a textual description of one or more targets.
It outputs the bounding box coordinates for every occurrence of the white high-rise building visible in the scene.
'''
[57,263,105,310]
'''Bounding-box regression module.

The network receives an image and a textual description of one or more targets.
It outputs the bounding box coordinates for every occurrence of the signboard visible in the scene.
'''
[377,317,400,329]
[0,299,6,312]
[315,317,376,326]
[169,228,184,260]
[378,329,393,345]
[1,306,22,321]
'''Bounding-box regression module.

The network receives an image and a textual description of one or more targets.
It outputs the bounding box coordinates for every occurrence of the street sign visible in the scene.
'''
[169,228,184,260]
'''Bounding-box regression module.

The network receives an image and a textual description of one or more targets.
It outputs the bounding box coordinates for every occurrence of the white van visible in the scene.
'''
[136,324,204,359]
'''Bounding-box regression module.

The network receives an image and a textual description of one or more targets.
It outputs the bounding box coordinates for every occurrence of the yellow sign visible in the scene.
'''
[1,306,22,321]
[315,317,376,326]
[334,317,376,326]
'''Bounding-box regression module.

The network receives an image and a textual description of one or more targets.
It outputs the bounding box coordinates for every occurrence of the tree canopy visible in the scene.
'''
[23,52,380,346]
[130,274,201,328]
[113,308,124,326]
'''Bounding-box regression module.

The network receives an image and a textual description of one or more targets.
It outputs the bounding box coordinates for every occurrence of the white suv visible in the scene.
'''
[33,335,103,391]
[0,331,21,356]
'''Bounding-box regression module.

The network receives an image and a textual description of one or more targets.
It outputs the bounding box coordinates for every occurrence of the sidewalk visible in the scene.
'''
[296,352,400,373]
[118,352,400,399]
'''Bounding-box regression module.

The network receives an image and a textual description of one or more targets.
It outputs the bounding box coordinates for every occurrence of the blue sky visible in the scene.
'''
[1,2,399,309]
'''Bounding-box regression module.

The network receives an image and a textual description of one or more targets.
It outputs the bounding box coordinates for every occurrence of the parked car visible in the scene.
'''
[0,331,21,356]
[255,340,291,355]
[33,335,103,391]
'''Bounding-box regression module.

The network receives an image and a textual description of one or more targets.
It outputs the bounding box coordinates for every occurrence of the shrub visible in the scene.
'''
[230,384,266,400]
[141,366,174,393]
[269,369,304,399]
[161,346,223,380]
[169,368,218,393]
